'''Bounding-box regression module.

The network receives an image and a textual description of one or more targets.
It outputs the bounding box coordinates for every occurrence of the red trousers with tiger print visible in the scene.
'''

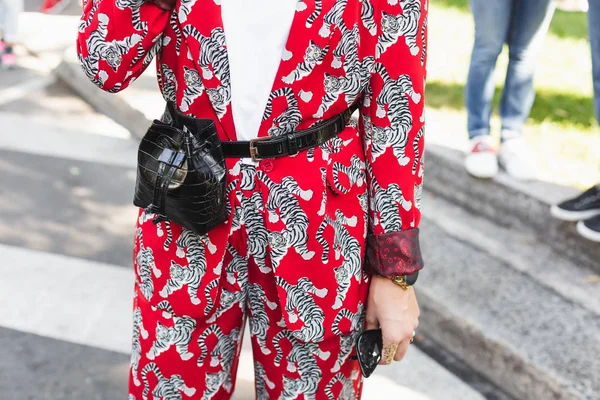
[130,133,371,400]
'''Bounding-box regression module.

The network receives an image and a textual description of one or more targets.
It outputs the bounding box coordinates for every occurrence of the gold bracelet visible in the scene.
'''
[388,275,410,290]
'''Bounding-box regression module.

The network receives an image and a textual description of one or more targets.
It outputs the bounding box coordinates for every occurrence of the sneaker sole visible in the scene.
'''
[576,220,600,242]
[550,205,600,222]
[464,154,498,179]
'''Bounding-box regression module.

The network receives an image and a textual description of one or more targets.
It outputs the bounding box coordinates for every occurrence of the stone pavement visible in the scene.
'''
[0,45,487,400]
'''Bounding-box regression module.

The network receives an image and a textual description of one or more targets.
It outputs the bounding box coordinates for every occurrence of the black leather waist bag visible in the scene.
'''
[133,101,228,235]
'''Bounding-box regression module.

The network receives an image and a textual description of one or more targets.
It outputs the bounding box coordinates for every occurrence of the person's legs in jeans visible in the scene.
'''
[465,0,513,139]
[588,0,600,124]
[500,0,555,140]
[464,0,513,178]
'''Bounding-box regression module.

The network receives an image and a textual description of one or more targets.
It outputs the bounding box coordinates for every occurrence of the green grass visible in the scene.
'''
[427,0,600,188]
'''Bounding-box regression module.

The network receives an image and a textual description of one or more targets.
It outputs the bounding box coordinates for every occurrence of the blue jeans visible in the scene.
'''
[465,0,555,140]
[589,0,600,124]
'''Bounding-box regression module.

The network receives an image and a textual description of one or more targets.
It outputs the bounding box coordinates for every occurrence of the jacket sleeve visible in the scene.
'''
[363,0,428,276]
[76,0,171,93]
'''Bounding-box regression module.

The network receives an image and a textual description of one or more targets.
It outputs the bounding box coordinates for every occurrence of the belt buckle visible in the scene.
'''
[249,137,270,161]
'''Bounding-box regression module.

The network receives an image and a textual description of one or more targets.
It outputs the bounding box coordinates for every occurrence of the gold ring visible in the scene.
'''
[409,330,416,344]
[381,343,399,365]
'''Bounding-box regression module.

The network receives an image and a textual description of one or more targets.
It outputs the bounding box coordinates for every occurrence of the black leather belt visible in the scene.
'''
[221,100,361,161]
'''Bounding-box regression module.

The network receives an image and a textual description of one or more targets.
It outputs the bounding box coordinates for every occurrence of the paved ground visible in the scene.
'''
[0,34,489,400]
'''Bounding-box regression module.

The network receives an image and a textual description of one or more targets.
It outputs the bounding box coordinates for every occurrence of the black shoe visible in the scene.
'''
[551,184,600,221]
[577,215,600,242]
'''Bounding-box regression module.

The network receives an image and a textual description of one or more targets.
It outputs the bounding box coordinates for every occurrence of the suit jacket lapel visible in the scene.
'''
[178,0,236,140]
[177,0,339,141]
[256,0,338,138]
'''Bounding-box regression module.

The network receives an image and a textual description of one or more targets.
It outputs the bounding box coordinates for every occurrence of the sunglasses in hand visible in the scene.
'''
[350,328,383,378]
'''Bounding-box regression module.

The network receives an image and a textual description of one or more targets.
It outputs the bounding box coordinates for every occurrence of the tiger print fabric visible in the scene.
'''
[130,162,366,399]
[77,0,427,397]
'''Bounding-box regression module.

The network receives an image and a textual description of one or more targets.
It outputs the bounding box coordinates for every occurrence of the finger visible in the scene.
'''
[394,339,410,361]
[380,342,398,365]
[365,291,379,331]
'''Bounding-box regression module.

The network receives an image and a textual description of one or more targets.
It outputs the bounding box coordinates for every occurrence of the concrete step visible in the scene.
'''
[417,190,600,400]
[424,143,600,274]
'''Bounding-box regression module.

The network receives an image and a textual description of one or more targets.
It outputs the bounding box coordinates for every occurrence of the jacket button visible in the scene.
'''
[261,159,274,172]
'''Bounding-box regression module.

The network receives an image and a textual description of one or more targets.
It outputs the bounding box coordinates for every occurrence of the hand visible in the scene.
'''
[365,275,420,364]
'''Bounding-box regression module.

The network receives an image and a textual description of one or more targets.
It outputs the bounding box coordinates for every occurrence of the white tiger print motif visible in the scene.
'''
[159,230,217,306]
[421,14,428,65]
[160,63,178,106]
[358,191,368,213]
[361,0,377,36]
[135,228,161,301]
[306,136,352,162]
[316,210,362,309]
[370,176,412,232]
[197,326,240,398]
[331,303,364,372]
[331,155,365,194]
[414,181,423,211]
[306,0,323,27]
[203,371,230,400]
[375,65,421,119]
[248,283,278,355]
[131,306,149,387]
[276,335,330,400]
[206,85,231,119]
[314,56,374,119]
[332,24,359,70]
[183,25,229,84]
[178,0,198,23]
[134,34,170,71]
[364,70,419,164]
[147,301,195,361]
[318,167,327,216]
[376,0,422,57]
[275,277,327,342]
[206,287,245,323]
[156,220,174,251]
[179,66,204,112]
[78,0,100,33]
[262,88,302,136]
[254,361,276,399]
[78,13,142,92]
[319,0,348,38]
[257,172,315,270]
[224,243,248,286]
[238,191,270,273]
[282,41,330,84]
[115,0,146,32]
[198,326,240,367]
[182,25,231,116]
[325,370,360,400]
[169,12,183,56]
[412,125,425,175]
[141,362,196,400]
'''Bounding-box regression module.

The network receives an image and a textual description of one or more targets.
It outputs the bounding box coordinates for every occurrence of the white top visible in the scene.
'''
[221,0,298,141]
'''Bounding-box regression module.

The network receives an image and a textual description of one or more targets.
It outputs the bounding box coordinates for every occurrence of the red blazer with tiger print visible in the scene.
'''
[77,0,428,339]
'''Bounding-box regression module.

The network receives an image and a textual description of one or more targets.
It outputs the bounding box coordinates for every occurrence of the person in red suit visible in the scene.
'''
[77,0,427,398]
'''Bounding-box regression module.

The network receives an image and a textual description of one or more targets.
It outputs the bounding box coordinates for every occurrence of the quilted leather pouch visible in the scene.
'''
[133,102,228,235]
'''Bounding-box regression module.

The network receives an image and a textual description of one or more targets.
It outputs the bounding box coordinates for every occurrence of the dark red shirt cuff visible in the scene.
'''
[147,0,175,11]
[366,228,424,276]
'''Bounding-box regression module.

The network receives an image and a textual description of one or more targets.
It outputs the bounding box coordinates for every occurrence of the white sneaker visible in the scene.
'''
[498,138,537,181]
[464,135,498,179]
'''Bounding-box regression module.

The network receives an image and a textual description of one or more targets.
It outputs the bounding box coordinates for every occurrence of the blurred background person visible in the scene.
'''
[464,0,556,180]
[0,0,23,68]
[552,0,600,242]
